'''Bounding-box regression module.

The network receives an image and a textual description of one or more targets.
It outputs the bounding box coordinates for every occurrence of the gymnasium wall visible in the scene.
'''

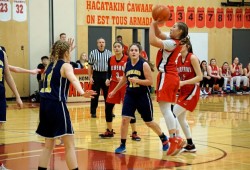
[77,0,249,89]
[0,0,29,97]
[1,0,249,97]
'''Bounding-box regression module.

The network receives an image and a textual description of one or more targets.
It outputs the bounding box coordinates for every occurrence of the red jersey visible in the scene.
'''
[176,53,200,112]
[177,53,196,92]
[109,55,128,82]
[123,45,128,55]
[156,39,181,76]
[210,65,219,76]
[221,67,230,76]
[231,64,241,77]
[141,51,148,60]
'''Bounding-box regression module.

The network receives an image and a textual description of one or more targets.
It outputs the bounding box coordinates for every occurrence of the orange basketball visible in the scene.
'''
[152,5,170,21]
[214,84,219,91]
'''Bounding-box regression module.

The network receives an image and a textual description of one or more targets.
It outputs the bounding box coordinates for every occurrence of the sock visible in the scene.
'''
[38,167,47,170]
[121,139,126,146]
[72,168,79,170]
[159,133,166,141]
[132,131,137,134]
[187,138,193,145]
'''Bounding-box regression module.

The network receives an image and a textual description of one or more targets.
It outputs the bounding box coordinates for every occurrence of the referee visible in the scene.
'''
[88,38,112,118]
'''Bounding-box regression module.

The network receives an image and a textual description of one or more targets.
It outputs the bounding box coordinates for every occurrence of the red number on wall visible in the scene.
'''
[216,8,224,28]
[166,5,175,27]
[176,6,185,22]
[244,8,250,28]
[16,4,23,14]
[235,8,243,28]
[196,7,205,28]
[225,8,234,28]
[0,3,8,12]
[206,7,215,28]
[186,7,195,28]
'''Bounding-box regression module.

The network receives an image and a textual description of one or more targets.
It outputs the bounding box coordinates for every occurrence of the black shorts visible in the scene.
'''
[122,92,153,122]
[0,89,6,122]
[36,98,74,138]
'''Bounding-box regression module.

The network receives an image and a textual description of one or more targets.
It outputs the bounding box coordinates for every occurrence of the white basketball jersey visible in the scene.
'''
[0,0,11,21]
[13,0,27,22]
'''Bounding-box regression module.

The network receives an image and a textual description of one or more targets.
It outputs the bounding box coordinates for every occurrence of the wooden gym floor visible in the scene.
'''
[0,94,249,170]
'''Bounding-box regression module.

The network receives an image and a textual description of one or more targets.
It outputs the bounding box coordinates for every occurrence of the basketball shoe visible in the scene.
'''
[130,131,141,141]
[183,144,197,153]
[167,137,186,156]
[115,144,126,154]
[99,129,115,138]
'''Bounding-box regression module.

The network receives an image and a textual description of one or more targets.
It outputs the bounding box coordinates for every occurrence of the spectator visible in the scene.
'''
[59,33,77,68]
[59,33,67,41]
[37,56,49,90]
[230,57,248,94]
[88,37,112,118]
[37,56,49,81]
[243,62,250,92]
[116,35,128,55]
[76,52,88,69]
[200,60,210,95]
[137,42,148,61]
[207,58,224,94]
[219,62,231,92]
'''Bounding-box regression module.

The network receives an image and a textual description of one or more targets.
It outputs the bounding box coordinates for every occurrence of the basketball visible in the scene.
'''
[152,5,170,21]
[214,84,219,91]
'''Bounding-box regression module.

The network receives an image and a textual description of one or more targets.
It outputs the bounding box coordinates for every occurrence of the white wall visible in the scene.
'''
[53,0,77,61]
[29,0,76,94]
[189,33,208,62]
[29,0,50,93]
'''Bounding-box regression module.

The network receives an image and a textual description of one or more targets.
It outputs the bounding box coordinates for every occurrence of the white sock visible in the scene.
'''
[159,102,176,132]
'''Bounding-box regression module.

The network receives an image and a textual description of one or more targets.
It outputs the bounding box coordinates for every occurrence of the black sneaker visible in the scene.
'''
[91,114,97,118]
[183,144,197,153]
[99,129,115,138]
[130,131,141,141]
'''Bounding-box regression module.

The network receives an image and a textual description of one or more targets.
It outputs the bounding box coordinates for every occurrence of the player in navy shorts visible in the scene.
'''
[0,49,23,125]
[36,40,96,170]
[108,43,169,154]
[0,47,23,170]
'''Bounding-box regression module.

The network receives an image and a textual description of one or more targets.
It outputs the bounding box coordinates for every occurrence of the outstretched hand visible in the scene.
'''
[30,68,41,75]
[67,38,76,52]
[83,90,97,98]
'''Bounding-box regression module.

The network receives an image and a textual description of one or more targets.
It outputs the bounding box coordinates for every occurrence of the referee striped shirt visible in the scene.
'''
[88,49,112,72]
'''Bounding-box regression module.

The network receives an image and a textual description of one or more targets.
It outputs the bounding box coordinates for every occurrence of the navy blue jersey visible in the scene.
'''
[40,60,70,102]
[124,58,150,94]
[0,50,7,121]
[0,50,5,88]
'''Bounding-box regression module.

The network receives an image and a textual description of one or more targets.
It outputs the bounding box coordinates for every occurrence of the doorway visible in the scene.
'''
[116,27,150,60]
[232,29,250,67]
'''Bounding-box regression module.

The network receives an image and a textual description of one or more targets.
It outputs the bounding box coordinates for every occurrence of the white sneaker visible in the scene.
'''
[243,91,250,94]
[202,90,208,95]
[0,164,10,170]
[236,91,242,95]
[200,90,204,95]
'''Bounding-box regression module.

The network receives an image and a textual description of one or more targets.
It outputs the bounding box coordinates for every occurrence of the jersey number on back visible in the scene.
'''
[40,71,53,93]
[0,68,2,81]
